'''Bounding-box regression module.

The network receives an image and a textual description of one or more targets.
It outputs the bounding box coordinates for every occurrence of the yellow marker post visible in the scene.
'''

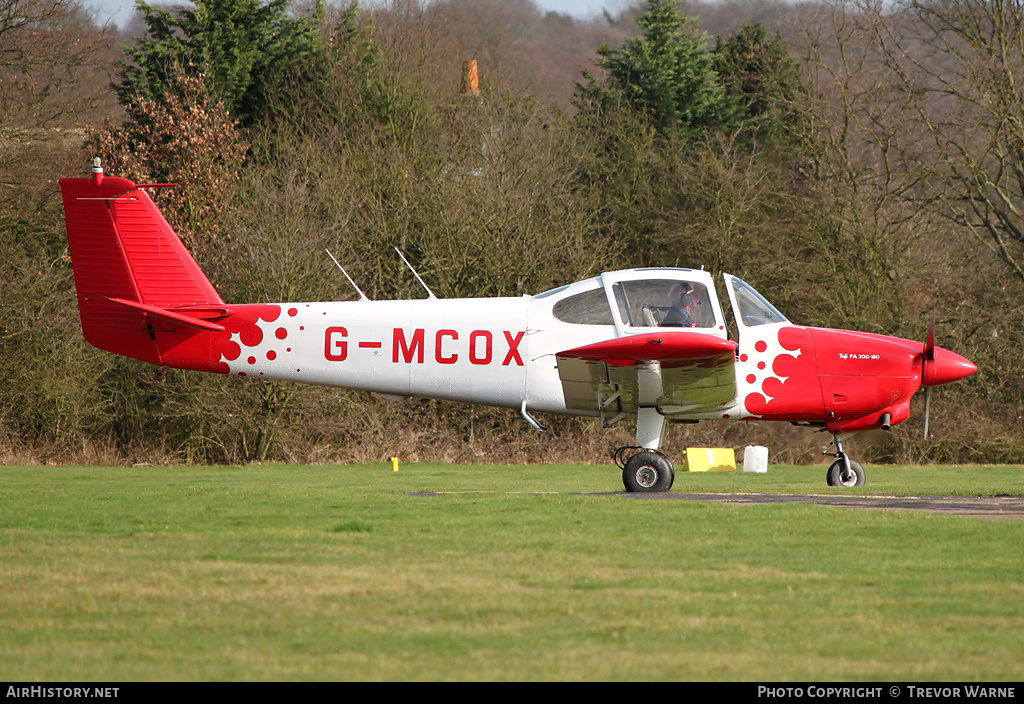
[391,456,400,472]
[683,448,736,472]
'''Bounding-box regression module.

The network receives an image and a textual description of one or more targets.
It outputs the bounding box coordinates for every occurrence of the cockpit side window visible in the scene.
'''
[552,288,614,325]
[612,279,716,328]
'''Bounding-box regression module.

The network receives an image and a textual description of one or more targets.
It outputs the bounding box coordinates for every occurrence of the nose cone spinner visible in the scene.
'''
[923,347,977,387]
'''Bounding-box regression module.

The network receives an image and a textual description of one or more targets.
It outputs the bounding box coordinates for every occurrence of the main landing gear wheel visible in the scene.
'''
[621,450,675,493]
[826,459,865,487]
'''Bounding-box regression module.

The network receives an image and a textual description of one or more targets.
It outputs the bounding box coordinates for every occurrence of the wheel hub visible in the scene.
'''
[635,465,658,488]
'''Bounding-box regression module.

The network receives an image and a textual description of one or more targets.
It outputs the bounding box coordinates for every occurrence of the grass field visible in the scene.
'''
[1,462,1022,681]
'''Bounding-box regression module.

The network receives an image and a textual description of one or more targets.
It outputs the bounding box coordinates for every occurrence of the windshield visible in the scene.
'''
[729,277,788,326]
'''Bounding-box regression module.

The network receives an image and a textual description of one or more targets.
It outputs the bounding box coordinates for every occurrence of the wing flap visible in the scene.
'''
[555,332,737,416]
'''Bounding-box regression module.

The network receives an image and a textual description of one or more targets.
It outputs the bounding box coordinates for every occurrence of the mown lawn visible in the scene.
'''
[0,463,1021,681]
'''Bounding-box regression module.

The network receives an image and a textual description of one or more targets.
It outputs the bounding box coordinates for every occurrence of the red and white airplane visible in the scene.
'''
[60,160,977,491]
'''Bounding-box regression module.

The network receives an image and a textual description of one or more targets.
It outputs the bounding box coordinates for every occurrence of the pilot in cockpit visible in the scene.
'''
[658,282,696,327]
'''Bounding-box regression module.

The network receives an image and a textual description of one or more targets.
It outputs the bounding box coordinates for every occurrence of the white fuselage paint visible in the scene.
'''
[220,296,617,416]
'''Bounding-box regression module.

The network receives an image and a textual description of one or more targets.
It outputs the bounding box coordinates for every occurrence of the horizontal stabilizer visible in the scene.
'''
[102,297,226,332]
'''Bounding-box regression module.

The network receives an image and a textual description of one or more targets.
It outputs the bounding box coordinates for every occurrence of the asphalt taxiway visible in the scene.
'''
[626,492,1024,518]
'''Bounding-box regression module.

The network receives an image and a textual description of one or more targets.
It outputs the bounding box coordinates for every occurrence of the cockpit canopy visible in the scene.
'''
[538,268,788,338]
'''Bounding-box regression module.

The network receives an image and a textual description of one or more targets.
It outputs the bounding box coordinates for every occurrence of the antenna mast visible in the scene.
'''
[325,249,370,301]
[394,247,438,299]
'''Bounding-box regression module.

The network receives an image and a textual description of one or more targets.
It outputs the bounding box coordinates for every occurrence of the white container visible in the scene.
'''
[742,445,768,473]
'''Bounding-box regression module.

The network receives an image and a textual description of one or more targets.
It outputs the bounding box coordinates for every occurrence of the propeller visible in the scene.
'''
[918,313,976,438]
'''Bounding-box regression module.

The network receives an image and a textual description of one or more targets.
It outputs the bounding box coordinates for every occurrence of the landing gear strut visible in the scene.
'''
[823,434,865,487]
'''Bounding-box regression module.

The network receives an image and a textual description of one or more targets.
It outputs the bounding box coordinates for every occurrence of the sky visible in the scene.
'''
[85,0,623,29]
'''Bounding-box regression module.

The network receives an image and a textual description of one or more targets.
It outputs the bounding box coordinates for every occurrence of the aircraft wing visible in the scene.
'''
[555,332,738,419]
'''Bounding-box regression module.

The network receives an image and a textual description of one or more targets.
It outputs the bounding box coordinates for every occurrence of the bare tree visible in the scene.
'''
[0,0,113,129]
[0,0,116,190]
[870,0,1024,284]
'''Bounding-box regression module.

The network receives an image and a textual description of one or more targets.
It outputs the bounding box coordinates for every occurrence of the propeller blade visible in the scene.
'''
[923,386,931,438]
[922,313,935,438]
[925,312,936,360]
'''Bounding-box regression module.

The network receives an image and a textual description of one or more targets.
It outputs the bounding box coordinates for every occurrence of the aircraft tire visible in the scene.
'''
[622,451,675,493]
[826,459,865,487]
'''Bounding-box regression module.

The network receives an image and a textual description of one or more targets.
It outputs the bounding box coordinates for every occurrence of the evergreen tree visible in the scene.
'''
[117,0,321,127]
[713,23,802,144]
[575,0,737,136]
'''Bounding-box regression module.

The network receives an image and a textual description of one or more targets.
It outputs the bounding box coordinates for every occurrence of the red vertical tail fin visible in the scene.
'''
[59,160,225,365]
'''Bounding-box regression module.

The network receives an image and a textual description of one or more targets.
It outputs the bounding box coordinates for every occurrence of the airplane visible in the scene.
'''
[59,160,977,492]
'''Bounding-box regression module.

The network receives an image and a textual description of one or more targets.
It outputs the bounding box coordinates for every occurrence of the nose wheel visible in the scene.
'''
[823,435,866,487]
